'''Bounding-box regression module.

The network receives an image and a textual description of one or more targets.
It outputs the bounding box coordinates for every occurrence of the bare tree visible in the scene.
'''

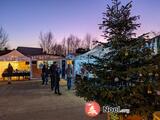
[55,44,63,55]
[59,34,97,55]
[61,38,67,56]
[51,43,63,56]
[75,37,81,50]
[66,34,81,54]
[65,34,96,54]
[0,27,9,50]
[66,35,74,54]
[39,32,97,56]
[69,35,75,53]
[82,33,95,50]
[39,31,55,54]
[50,43,56,55]
[84,34,91,49]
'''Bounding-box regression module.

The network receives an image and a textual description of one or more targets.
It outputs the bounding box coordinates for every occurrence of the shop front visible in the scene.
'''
[30,55,64,78]
[0,50,31,80]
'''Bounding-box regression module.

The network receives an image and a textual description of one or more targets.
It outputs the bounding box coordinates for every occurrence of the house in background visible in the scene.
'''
[17,47,43,56]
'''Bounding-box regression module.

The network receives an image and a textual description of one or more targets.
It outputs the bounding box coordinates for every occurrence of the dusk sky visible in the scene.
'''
[0,0,160,49]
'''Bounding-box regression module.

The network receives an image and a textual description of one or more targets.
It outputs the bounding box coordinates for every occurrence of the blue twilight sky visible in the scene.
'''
[0,0,160,49]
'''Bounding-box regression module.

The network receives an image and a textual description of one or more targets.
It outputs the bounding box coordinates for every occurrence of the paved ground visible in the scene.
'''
[0,80,106,120]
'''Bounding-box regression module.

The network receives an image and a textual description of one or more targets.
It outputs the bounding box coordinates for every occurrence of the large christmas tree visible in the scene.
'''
[75,0,160,119]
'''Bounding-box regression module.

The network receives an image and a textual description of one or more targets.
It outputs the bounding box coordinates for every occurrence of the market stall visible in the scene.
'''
[74,45,110,75]
[0,50,31,80]
[30,54,64,78]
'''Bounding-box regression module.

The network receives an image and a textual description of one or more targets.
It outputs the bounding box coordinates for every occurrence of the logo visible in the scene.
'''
[103,106,120,113]
[85,101,100,117]
[103,106,130,114]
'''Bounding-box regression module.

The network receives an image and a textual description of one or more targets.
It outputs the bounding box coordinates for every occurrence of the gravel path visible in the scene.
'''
[0,80,106,120]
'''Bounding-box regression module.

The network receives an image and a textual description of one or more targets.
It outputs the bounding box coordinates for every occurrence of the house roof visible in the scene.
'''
[0,50,12,56]
[17,47,43,56]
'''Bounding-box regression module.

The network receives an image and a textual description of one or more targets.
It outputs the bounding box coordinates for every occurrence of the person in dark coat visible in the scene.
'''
[7,63,13,84]
[50,62,56,91]
[42,64,48,85]
[54,63,61,95]
[42,64,46,85]
[45,65,49,85]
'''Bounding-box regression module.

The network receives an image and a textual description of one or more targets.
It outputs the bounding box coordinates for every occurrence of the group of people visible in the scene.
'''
[41,62,73,95]
[5,62,73,94]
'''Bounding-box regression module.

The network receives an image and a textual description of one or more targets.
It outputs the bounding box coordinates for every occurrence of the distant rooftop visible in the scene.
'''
[0,50,12,56]
[17,47,43,56]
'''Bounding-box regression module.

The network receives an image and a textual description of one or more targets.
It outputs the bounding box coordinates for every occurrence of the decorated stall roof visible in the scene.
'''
[31,55,64,61]
[0,50,12,56]
[0,49,30,61]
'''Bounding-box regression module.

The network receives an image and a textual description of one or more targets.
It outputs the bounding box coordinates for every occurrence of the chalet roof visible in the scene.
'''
[0,50,12,56]
[17,47,43,56]
[0,49,30,61]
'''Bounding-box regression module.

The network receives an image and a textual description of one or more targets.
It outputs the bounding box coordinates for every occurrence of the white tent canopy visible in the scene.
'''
[74,45,110,75]
[75,45,110,60]
[0,50,30,61]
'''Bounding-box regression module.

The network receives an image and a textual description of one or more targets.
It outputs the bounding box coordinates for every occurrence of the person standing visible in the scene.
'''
[42,64,48,85]
[7,63,13,84]
[50,62,56,91]
[42,64,46,85]
[66,64,73,90]
[54,63,61,95]
[45,65,49,85]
